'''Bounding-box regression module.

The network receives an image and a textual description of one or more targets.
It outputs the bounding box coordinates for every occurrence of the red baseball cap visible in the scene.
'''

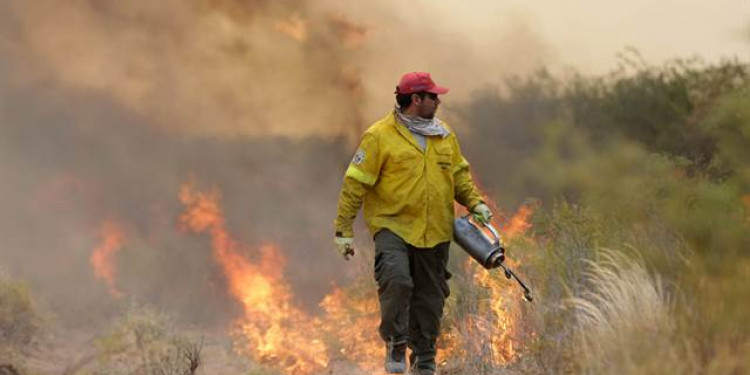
[395,72,449,95]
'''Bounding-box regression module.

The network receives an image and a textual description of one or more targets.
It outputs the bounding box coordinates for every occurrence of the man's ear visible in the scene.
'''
[411,93,421,105]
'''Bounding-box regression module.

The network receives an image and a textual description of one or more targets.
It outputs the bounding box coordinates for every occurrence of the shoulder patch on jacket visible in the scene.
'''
[352,149,365,165]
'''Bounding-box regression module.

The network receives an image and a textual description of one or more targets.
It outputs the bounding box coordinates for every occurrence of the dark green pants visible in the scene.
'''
[374,229,451,370]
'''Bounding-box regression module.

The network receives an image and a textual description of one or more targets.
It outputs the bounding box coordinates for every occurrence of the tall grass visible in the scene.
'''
[569,250,693,375]
[455,57,750,374]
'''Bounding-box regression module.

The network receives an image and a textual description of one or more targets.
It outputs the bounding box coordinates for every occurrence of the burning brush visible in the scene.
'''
[453,216,533,302]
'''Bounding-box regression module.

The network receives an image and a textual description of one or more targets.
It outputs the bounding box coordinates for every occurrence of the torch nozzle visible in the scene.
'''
[523,292,533,302]
[498,264,533,303]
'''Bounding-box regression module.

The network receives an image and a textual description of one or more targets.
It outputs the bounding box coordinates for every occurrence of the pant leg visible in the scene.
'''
[374,229,413,344]
[408,242,450,370]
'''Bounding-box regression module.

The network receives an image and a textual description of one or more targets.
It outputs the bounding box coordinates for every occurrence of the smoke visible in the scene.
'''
[0,1,553,136]
[0,0,553,329]
[0,1,365,139]
[0,65,352,326]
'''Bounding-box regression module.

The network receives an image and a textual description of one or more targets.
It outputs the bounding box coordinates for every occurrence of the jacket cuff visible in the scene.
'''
[334,227,354,238]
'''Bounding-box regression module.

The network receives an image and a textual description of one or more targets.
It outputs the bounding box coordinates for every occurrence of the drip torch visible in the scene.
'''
[453,215,533,302]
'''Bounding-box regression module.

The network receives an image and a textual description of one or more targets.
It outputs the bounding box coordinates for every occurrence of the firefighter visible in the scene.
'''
[334,72,492,375]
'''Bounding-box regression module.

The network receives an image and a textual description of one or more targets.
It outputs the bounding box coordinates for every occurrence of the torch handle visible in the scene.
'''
[465,214,502,248]
[484,222,502,247]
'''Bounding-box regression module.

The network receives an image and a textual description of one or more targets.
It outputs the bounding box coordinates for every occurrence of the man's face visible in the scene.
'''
[414,92,440,119]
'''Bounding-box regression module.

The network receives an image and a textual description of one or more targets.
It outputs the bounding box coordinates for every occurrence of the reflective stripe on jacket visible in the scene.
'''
[334,111,484,248]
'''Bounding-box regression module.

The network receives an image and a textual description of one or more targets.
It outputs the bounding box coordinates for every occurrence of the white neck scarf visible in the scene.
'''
[394,107,450,138]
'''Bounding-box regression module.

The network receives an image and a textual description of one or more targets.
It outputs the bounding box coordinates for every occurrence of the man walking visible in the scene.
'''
[334,72,492,375]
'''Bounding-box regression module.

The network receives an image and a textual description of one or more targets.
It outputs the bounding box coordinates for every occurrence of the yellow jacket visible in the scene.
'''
[334,111,484,248]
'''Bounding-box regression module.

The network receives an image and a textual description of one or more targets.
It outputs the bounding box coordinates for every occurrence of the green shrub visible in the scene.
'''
[457,57,750,373]
[0,278,40,349]
[0,276,42,374]
[92,307,202,375]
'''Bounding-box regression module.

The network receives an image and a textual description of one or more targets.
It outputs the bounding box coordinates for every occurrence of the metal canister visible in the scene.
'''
[453,215,505,269]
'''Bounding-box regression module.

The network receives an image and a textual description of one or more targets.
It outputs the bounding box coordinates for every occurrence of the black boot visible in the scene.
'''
[408,352,436,375]
[384,339,407,373]
[408,363,436,375]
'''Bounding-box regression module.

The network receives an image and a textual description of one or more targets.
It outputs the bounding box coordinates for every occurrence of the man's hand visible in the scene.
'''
[335,237,355,260]
[472,203,493,225]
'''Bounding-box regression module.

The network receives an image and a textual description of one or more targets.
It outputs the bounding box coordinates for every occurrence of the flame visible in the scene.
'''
[319,285,382,371]
[90,219,125,298]
[470,264,518,363]
[449,202,535,366]
[501,204,534,240]
[178,179,534,372]
[178,181,327,374]
[480,204,535,362]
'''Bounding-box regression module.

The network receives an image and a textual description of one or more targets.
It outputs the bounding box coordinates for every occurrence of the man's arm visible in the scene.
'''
[334,132,383,238]
[334,177,368,238]
[451,135,484,210]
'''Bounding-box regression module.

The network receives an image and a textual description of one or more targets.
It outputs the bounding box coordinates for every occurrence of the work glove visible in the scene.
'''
[472,203,493,225]
[335,236,355,260]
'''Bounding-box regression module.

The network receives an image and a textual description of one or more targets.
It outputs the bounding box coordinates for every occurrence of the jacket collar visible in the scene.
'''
[387,111,426,154]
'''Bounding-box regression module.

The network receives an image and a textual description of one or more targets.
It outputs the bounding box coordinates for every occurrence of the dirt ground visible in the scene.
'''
[19,327,522,375]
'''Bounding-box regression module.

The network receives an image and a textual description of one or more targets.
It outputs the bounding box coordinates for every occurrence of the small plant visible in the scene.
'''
[133,337,203,375]
[95,307,168,361]
[0,278,40,349]
[93,307,202,375]
[0,364,21,375]
[0,276,42,373]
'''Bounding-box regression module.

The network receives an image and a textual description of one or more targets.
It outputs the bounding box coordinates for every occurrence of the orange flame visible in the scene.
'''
[178,179,534,372]
[501,204,534,240]
[469,265,518,363]
[319,285,382,371]
[453,202,535,366]
[178,181,327,374]
[90,219,125,298]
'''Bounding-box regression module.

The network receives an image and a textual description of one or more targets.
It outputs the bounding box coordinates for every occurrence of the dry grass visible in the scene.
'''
[567,249,695,375]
